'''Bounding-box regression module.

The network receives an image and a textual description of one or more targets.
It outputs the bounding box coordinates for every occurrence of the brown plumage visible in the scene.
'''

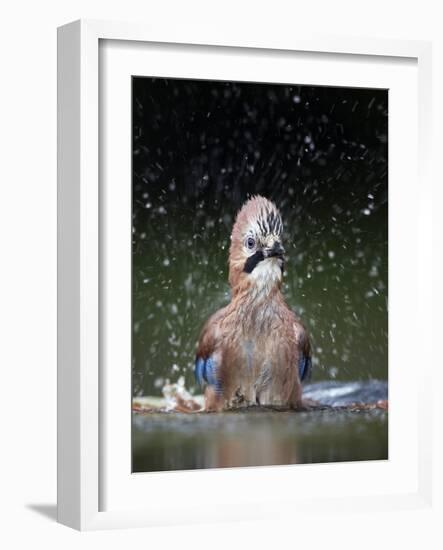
[195,195,311,411]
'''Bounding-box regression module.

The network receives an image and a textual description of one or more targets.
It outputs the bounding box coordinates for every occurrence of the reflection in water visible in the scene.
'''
[133,410,387,472]
[132,381,388,472]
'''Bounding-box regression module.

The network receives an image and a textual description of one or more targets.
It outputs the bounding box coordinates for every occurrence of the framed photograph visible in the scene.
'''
[57,20,433,530]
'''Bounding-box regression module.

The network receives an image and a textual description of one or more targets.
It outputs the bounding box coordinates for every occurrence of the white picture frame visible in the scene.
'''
[57,19,433,531]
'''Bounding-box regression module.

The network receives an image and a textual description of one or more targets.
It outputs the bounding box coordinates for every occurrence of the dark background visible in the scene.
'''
[132,77,388,397]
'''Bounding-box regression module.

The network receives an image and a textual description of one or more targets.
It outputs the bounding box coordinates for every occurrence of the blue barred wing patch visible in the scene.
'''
[298,355,312,382]
[194,356,221,392]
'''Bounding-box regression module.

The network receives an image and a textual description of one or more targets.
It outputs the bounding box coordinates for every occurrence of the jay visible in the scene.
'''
[195,195,312,411]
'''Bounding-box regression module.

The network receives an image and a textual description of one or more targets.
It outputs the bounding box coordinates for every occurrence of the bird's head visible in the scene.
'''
[228,195,285,295]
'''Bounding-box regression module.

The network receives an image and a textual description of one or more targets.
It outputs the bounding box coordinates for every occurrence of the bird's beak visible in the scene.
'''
[264,241,285,259]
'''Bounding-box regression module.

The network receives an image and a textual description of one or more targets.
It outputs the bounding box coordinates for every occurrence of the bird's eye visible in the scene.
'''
[246,236,256,249]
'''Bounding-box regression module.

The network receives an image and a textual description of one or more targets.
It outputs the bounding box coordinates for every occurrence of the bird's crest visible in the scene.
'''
[232,195,283,242]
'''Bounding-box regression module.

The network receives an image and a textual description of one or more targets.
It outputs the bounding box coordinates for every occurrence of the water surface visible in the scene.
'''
[132,380,388,472]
